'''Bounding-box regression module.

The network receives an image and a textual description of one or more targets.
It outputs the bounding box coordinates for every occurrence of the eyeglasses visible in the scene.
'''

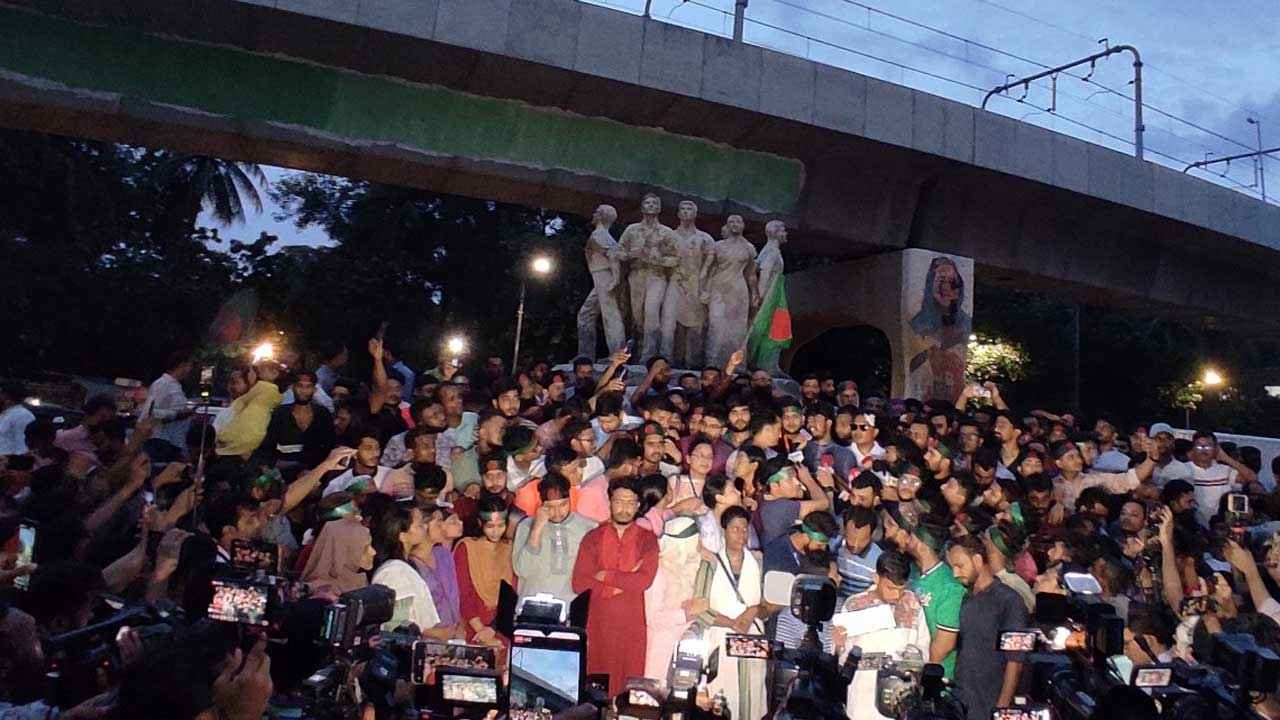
[1193,444,1215,451]
[854,424,872,432]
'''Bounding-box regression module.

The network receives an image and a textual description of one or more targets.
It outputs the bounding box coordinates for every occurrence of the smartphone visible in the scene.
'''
[992,708,1051,720]
[1063,571,1102,595]
[997,630,1038,652]
[971,384,991,399]
[207,578,271,627]
[724,634,771,659]
[624,339,634,355]
[628,688,661,707]
[412,641,497,684]
[1132,666,1173,688]
[437,667,501,707]
[230,540,280,574]
[14,522,36,590]
[1228,493,1249,515]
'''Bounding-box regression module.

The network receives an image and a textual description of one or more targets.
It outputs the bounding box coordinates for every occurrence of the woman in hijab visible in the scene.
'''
[300,518,375,597]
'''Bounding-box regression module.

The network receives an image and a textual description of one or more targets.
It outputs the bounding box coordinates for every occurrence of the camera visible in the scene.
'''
[319,584,395,651]
[44,603,174,709]
[760,571,856,720]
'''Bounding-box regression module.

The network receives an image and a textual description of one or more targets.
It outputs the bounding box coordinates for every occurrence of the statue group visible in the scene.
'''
[576,193,788,370]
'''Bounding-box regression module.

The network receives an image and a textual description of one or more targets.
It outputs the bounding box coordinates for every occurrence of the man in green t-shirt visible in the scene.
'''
[883,511,965,677]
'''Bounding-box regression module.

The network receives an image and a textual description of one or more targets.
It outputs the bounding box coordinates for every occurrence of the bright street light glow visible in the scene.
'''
[446,336,467,355]
[531,256,553,275]
[1202,369,1224,386]
[968,334,978,342]
[251,341,275,363]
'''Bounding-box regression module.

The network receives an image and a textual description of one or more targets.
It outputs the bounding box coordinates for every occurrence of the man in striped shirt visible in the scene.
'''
[835,506,882,606]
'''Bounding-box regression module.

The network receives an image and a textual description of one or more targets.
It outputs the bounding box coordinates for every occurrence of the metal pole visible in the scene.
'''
[733,0,748,42]
[1130,47,1144,160]
[1184,406,1190,430]
[512,279,527,372]
[981,45,1143,159]
[1249,118,1266,202]
[1183,146,1280,173]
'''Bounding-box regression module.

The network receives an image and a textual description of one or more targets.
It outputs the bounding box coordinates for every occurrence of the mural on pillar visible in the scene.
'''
[904,254,973,402]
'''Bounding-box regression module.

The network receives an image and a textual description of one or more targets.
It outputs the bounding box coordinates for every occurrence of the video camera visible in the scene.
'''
[756,571,856,720]
[616,632,722,720]
[44,602,175,709]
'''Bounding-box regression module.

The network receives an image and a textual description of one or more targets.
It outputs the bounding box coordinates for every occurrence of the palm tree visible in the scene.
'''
[157,154,267,230]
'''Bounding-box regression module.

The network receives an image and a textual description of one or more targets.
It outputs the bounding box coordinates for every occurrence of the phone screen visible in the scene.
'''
[208,579,270,626]
[725,634,770,659]
[998,630,1038,652]
[14,524,35,590]
[440,673,498,704]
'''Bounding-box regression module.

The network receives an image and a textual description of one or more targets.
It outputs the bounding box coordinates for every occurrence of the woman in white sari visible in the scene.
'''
[693,506,767,720]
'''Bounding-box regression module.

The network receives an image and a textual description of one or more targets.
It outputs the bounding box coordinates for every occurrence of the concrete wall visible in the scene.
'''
[1,0,1278,335]
[784,249,973,400]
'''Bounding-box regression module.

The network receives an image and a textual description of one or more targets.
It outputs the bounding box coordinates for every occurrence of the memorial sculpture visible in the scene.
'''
[576,194,787,372]
[750,219,788,374]
[703,214,760,368]
[575,204,626,359]
[663,200,716,367]
[620,193,679,361]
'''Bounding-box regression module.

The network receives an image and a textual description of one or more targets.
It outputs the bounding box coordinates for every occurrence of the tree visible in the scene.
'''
[157,154,266,231]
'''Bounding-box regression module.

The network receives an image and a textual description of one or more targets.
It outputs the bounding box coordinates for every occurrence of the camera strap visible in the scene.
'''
[714,553,763,633]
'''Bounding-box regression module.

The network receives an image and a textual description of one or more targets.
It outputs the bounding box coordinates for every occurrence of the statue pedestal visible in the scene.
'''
[781,249,974,402]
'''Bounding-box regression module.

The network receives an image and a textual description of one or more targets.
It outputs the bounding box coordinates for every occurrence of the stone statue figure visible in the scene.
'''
[661,200,715,367]
[576,204,626,358]
[620,193,679,360]
[751,219,788,374]
[702,214,759,367]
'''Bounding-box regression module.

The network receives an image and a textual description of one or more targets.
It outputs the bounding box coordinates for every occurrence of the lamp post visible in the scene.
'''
[1187,367,1225,428]
[1247,117,1266,202]
[512,255,553,372]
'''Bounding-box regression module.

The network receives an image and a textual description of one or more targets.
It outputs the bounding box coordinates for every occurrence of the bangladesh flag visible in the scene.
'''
[747,274,792,369]
[204,289,258,357]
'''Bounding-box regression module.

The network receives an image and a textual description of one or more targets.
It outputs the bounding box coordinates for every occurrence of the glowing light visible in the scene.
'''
[1201,369,1224,387]
[531,256,553,275]
[446,336,467,355]
[968,334,978,342]
[251,342,276,363]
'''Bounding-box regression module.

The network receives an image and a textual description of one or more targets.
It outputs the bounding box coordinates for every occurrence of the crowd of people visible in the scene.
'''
[2,334,1280,720]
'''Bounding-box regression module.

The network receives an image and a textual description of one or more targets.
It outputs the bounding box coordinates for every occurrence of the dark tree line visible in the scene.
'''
[1,127,1276,432]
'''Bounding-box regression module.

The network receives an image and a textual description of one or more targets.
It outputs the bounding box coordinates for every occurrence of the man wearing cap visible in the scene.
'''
[847,411,885,470]
[882,511,964,679]
[1147,422,1192,488]
[1092,417,1131,473]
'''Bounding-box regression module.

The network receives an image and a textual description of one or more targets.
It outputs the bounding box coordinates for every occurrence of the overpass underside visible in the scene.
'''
[0,0,1278,341]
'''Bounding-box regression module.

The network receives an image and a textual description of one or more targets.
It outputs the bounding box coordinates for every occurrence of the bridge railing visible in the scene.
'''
[581,0,1275,206]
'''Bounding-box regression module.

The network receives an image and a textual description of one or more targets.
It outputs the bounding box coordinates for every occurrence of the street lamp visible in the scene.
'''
[1202,368,1224,387]
[512,255,553,371]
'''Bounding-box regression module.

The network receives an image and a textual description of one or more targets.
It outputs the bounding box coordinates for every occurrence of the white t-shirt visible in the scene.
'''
[1183,461,1239,526]
[323,466,394,497]
[371,559,439,632]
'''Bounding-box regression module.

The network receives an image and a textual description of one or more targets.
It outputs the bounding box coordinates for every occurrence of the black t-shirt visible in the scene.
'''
[955,579,1030,720]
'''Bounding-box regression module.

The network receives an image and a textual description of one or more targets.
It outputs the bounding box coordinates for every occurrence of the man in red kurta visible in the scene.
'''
[571,477,660,697]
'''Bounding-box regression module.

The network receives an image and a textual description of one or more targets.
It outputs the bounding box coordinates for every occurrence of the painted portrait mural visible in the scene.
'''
[904,253,973,402]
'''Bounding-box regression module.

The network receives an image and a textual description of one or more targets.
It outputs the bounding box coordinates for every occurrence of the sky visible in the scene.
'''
[211,0,1280,248]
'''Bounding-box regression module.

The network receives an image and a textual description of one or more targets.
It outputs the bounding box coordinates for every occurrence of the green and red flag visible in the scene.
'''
[204,288,258,358]
[746,275,792,368]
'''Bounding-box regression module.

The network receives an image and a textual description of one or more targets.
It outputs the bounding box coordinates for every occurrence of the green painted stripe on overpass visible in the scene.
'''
[0,6,804,212]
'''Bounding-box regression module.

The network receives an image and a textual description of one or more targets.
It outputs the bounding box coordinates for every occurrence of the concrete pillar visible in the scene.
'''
[781,248,974,402]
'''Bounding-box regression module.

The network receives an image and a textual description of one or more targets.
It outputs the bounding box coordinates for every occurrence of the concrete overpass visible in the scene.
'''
[1,0,1278,379]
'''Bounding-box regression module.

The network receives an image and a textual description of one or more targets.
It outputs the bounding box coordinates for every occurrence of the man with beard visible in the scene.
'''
[799,374,822,407]
[437,382,479,487]
[680,404,734,476]
[881,514,964,679]
[802,404,855,490]
[779,399,810,450]
[629,356,673,408]
[748,369,775,403]
[492,377,537,431]
[255,368,336,473]
[947,535,1028,720]
[321,425,393,498]
[382,399,447,468]
[835,380,859,410]
[572,477,660,696]
[514,472,597,604]
[382,426,444,501]
[724,395,752,449]
[454,452,519,537]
